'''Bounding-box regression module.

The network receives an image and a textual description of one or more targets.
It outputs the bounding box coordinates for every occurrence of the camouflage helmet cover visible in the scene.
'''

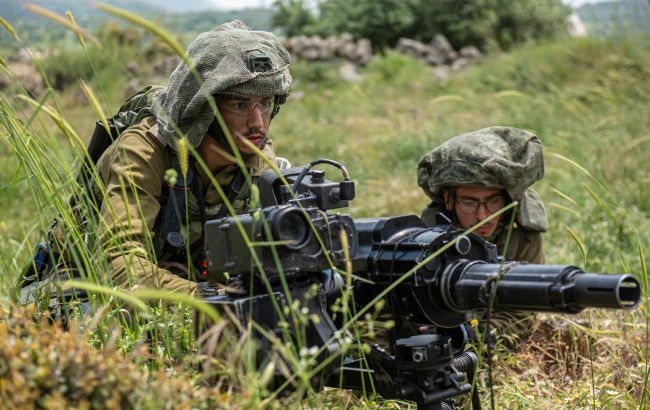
[417,126,547,231]
[151,20,292,150]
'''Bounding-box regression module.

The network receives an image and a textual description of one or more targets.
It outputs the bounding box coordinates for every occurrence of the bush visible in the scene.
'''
[273,0,572,52]
[0,304,219,410]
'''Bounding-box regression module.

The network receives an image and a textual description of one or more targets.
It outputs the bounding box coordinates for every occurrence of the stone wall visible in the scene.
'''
[395,34,483,70]
[283,32,484,77]
[283,32,373,67]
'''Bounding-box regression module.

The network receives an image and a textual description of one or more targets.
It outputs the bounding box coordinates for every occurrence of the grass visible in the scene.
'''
[1,7,649,409]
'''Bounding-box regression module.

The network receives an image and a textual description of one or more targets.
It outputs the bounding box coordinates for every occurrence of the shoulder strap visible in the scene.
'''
[111,85,164,132]
[158,158,195,259]
[214,168,248,219]
[78,86,165,206]
[85,85,164,168]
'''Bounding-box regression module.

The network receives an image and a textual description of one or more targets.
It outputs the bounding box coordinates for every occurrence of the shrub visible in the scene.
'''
[0,303,219,410]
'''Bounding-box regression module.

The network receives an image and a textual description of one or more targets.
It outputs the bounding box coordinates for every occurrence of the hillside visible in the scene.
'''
[576,0,650,34]
[2,0,224,17]
[0,0,272,49]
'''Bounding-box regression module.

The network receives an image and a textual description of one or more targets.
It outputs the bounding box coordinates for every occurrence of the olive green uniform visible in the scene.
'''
[492,225,544,264]
[95,116,276,294]
[17,20,292,320]
[89,21,291,295]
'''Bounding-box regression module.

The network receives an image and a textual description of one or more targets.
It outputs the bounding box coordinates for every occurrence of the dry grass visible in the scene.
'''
[483,310,647,408]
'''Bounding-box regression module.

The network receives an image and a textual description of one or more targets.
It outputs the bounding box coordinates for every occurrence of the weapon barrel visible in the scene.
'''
[574,272,640,308]
[448,262,641,313]
[350,216,642,326]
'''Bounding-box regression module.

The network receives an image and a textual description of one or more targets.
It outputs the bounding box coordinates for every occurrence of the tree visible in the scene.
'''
[271,0,317,37]
[272,0,572,52]
[310,0,416,51]
[480,0,572,50]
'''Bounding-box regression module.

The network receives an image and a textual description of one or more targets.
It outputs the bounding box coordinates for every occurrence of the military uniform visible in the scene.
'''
[17,21,293,312]
[94,116,277,294]
[89,20,291,294]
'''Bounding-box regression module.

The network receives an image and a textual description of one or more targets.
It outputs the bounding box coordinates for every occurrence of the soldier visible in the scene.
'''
[18,20,293,309]
[95,21,292,294]
[416,126,548,345]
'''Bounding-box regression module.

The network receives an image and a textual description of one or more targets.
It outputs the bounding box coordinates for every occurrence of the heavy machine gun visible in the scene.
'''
[199,159,641,410]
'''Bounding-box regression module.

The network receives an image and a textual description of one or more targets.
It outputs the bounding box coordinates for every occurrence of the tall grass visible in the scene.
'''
[0,5,649,409]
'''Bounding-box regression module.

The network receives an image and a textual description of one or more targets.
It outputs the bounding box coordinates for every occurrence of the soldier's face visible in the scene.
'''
[199,95,274,172]
[216,94,273,155]
[443,186,507,238]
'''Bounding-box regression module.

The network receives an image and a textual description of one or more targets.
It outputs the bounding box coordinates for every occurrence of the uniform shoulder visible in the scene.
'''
[98,116,169,170]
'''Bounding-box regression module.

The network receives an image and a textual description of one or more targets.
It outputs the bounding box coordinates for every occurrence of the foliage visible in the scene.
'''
[271,0,317,37]
[0,303,220,410]
[308,0,416,51]
[453,0,572,51]
[272,0,573,51]
[158,8,274,38]
[39,46,121,92]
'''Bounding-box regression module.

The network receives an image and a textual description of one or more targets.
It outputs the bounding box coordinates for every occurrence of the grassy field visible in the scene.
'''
[1,15,649,409]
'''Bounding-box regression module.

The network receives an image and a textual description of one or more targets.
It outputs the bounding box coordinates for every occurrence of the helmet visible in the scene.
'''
[416,126,547,231]
[152,20,292,150]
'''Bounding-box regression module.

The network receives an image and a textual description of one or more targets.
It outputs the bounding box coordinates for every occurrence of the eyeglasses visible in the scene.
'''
[456,195,507,214]
[216,94,275,117]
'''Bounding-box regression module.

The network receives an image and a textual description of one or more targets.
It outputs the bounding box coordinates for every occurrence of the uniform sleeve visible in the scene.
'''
[96,126,197,294]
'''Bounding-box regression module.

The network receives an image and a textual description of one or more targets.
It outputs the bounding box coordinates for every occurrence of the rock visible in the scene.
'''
[0,61,45,97]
